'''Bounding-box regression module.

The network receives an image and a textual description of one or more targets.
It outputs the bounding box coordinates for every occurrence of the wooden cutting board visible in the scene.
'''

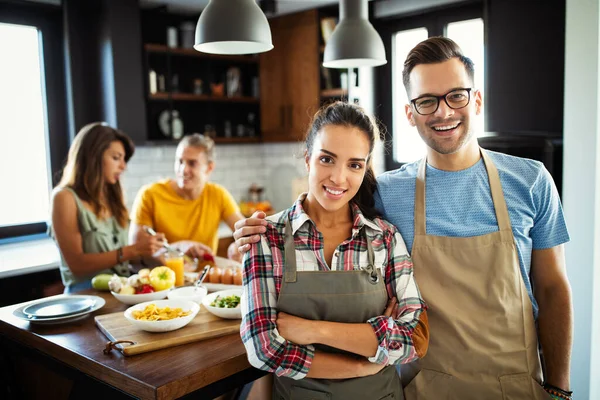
[95,306,241,356]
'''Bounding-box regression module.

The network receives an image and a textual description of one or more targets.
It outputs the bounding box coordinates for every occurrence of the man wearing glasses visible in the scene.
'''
[380,37,572,400]
[233,37,572,400]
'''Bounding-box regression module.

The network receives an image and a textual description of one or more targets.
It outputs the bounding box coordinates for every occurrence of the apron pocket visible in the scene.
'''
[499,373,552,400]
[531,378,552,400]
[403,369,452,400]
[378,394,395,400]
[289,385,331,400]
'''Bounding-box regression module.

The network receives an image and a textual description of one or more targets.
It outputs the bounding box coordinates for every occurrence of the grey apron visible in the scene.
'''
[273,219,404,400]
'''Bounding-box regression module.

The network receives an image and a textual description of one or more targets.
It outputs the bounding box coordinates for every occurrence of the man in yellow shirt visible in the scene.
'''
[129,134,243,264]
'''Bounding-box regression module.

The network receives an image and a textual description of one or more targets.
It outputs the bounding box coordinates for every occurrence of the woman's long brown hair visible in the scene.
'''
[57,122,134,227]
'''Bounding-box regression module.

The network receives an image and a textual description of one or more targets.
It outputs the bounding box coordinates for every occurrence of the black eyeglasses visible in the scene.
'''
[410,88,473,115]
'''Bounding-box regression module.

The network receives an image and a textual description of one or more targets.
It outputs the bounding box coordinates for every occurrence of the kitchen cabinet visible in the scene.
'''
[260,10,320,142]
[141,10,261,144]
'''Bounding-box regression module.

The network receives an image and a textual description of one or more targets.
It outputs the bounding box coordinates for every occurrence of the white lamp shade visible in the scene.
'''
[323,19,387,68]
[195,0,273,55]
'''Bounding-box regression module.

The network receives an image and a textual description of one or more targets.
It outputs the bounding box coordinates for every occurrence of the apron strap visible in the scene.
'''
[365,229,375,268]
[415,159,427,236]
[284,219,297,283]
[362,229,379,284]
[414,148,512,235]
[284,216,378,283]
[480,149,512,232]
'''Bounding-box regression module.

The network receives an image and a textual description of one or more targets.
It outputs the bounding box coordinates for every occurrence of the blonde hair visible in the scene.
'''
[177,133,215,162]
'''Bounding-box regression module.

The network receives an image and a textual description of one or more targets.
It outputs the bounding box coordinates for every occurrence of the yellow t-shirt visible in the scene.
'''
[130,180,240,253]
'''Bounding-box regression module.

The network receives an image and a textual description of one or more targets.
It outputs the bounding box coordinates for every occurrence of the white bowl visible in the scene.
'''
[124,299,200,332]
[168,286,208,304]
[201,289,243,320]
[111,288,170,305]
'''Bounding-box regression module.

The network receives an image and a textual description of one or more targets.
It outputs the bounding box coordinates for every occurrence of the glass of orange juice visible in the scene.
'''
[164,250,185,287]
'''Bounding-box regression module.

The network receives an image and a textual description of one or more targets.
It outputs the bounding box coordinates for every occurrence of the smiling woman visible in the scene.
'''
[240,101,429,400]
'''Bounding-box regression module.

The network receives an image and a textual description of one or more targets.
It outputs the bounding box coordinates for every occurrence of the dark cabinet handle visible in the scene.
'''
[287,105,293,130]
[280,105,285,130]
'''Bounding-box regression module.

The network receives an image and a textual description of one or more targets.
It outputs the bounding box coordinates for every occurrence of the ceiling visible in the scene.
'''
[139,0,338,16]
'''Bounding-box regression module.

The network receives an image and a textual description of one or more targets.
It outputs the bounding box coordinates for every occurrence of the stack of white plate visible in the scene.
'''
[12,294,105,325]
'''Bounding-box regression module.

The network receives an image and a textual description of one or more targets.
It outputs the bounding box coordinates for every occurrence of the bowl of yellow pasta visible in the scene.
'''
[124,299,200,332]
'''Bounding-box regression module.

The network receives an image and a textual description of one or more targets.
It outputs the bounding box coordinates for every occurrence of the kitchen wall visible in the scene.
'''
[121,140,386,220]
[122,142,302,214]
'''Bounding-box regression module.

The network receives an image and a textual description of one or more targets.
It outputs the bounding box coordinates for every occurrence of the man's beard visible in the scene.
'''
[417,121,473,155]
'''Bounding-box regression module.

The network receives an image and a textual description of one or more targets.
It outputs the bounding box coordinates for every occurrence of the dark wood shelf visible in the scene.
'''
[215,136,261,144]
[144,44,260,63]
[321,88,348,98]
[149,92,260,104]
[144,136,261,145]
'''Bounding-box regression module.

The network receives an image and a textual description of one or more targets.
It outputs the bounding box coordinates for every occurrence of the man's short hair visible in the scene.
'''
[402,37,475,94]
[178,133,215,162]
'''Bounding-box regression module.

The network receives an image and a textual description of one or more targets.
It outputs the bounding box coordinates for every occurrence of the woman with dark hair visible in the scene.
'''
[240,102,429,399]
[51,122,164,293]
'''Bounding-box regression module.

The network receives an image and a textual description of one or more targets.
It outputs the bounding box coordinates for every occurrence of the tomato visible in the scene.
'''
[149,266,176,291]
[135,284,155,294]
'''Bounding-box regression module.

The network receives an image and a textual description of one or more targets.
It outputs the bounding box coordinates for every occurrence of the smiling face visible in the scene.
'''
[405,58,483,156]
[305,125,370,214]
[102,140,126,185]
[174,144,214,191]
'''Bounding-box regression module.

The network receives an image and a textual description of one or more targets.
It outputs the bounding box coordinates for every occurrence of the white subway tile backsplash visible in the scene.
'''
[120,142,309,214]
[150,162,174,173]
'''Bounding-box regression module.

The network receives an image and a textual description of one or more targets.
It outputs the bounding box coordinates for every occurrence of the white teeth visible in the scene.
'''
[325,187,344,195]
[432,123,459,131]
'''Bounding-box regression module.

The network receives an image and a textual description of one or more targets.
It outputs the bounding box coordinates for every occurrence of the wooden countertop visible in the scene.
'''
[0,290,253,399]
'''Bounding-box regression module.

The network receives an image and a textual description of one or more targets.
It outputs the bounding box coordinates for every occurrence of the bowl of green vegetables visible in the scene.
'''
[201,289,242,319]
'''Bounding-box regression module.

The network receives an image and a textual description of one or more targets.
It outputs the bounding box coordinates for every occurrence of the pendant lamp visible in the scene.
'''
[323,0,386,68]
[195,0,273,55]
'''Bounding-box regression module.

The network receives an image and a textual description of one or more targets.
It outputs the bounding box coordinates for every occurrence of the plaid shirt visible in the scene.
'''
[240,194,427,380]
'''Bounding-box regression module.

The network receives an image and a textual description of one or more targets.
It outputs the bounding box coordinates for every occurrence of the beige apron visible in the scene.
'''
[402,150,550,400]
[273,219,404,400]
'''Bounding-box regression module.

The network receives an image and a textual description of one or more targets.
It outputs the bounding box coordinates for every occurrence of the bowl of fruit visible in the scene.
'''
[201,288,243,319]
[109,267,176,305]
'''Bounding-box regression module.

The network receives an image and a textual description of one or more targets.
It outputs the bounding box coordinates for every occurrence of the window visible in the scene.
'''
[0,23,52,229]
[446,18,485,136]
[378,4,484,169]
[392,28,429,164]
[0,2,69,241]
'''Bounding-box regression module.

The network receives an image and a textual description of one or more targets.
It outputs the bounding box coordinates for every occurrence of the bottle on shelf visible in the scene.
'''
[224,120,232,138]
[158,74,166,92]
[180,22,195,48]
[171,110,184,140]
[149,69,157,94]
[193,79,203,95]
[167,26,178,48]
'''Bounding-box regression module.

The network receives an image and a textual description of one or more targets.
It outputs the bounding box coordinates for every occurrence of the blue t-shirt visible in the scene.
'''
[374,150,570,318]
